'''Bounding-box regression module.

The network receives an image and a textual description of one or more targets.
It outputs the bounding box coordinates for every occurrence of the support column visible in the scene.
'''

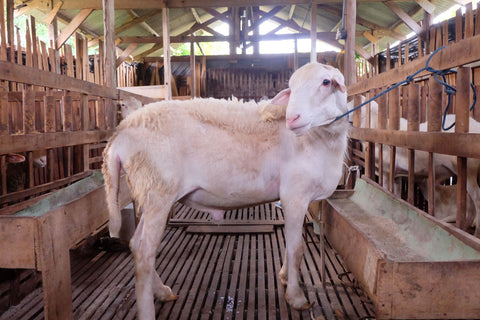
[310,2,317,63]
[344,0,357,86]
[163,7,172,100]
[103,0,116,88]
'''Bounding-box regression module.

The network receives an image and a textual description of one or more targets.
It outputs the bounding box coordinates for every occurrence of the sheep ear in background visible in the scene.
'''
[271,88,291,106]
[6,153,26,164]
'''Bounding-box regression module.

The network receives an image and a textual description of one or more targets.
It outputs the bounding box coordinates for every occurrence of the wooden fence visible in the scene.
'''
[0,11,138,215]
[206,68,291,100]
[348,3,480,235]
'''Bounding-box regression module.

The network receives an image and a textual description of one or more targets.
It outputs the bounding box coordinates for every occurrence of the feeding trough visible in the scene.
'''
[323,178,480,319]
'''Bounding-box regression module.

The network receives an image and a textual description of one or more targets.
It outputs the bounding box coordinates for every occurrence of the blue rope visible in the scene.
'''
[335,46,477,131]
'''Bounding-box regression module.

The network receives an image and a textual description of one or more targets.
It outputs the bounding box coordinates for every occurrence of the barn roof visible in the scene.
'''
[14,0,466,62]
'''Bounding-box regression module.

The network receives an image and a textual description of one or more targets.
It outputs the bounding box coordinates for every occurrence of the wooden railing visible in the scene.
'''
[348,4,480,235]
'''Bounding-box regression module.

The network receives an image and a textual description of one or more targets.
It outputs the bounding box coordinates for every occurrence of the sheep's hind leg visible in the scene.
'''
[130,192,177,320]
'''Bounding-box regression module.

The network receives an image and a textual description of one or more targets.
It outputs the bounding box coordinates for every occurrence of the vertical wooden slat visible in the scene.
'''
[476,2,480,36]
[386,44,391,72]
[75,33,83,80]
[82,94,90,172]
[364,91,375,180]
[455,8,463,42]
[0,0,7,61]
[162,8,171,100]
[6,0,13,62]
[407,83,420,205]
[455,67,471,231]
[310,3,317,63]
[25,19,32,67]
[388,86,400,193]
[377,87,387,187]
[465,3,473,39]
[63,92,73,177]
[427,77,443,216]
[23,87,35,133]
[0,90,7,135]
[30,16,38,69]
[65,44,74,78]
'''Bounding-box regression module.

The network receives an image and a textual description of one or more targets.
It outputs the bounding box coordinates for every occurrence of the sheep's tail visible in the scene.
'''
[102,143,122,238]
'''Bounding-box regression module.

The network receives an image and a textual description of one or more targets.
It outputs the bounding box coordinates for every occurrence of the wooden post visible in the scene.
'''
[427,77,443,216]
[344,0,356,86]
[163,8,172,100]
[103,0,116,88]
[407,83,420,205]
[456,67,470,230]
[388,86,400,193]
[293,38,298,71]
[190,41,196,98]
[310,2,317,63]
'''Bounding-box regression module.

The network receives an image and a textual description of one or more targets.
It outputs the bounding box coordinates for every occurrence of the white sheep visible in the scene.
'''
[102,62,349,319]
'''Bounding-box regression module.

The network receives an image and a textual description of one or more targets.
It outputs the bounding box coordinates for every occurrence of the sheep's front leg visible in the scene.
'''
[130,192,177,320]
[280,198,313,310]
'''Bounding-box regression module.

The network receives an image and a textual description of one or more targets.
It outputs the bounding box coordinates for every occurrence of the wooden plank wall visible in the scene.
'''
[206,68,291,100]
[348,3,480,235]
[0,10,135,214]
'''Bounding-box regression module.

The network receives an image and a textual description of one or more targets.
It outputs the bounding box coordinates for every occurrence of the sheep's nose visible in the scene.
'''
[286,114,300,127]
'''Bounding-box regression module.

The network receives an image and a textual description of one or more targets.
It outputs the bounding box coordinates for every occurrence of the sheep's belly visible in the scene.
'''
[181,184,279,211]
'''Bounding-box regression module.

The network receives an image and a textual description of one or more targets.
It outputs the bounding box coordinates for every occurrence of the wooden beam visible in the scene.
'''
[344,0,356,86]
[130,9,159,36]
[56,8,93,50]
[45,0,63,25]
[310,2,317,63]
[163,8,172,100]
[119,32,337,44]
[60,0,318,9]
[103,0,116,87]
[288,4,296,20]
[116,43,138,67]
[384,1,422,35]
[0,130,114,154]
[348,35,480,96]
[191,8,202,24]
[349,128,480,159]
[320,4,405,41]
[249,6,284,31]
[415,0,435,15]
[190,42,195,98]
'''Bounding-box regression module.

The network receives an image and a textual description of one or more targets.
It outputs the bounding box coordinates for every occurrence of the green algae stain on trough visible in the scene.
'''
[14,171,105,218]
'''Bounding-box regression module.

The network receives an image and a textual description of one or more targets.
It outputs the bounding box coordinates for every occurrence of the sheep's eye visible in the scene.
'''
[322,79,331,86]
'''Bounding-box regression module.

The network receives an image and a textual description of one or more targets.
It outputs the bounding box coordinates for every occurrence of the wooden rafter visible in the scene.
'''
[415,0,435,15]
[56,8,93,49]
[249,6,284,31]
[115,43,138,67]
[177,9,230,37]
[384,1,422,35]
[320,4,405,41]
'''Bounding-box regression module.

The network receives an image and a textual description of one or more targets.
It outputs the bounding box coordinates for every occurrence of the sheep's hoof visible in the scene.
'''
[292,301,314,311]
[162,293,179,302]
[285,293,313,310]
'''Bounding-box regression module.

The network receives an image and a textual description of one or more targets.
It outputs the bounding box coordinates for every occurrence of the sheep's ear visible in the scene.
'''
[6,153,25,164]
[332,71,347,93]
[271,88,291,106]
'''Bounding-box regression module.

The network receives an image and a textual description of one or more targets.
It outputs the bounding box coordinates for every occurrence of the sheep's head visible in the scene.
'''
[271,63,347,135]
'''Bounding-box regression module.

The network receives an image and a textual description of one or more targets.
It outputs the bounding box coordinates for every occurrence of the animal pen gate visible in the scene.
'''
[323,4,480,319]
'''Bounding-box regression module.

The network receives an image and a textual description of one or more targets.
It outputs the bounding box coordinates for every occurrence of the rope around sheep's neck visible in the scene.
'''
[333,46,477,131]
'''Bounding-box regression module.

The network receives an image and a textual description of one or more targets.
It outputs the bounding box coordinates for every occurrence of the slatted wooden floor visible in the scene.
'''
[0,203,375,320]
